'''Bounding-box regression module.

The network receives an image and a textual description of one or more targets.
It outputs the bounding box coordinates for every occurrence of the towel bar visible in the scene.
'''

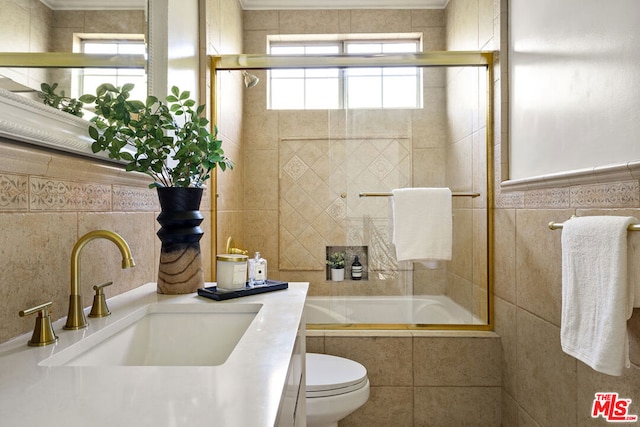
[359,191,480,198]
[548,220,640,231]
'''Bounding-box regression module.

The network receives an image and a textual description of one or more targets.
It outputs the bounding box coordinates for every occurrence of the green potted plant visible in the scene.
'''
[79,83,233,294]
[326,251,346,281]
[38,82,85,117]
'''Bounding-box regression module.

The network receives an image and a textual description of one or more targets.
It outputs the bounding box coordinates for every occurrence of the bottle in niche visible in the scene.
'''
[351,255,362,280]
[249,252,268,287]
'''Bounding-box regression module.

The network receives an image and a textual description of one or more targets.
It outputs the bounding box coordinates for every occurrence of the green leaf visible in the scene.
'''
[171,86,180,97]
[88,126,99,140]
[122,83,135,93]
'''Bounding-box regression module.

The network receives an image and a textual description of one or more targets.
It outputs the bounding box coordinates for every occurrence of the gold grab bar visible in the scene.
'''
[359,191,481,198]
[549,219,640,231]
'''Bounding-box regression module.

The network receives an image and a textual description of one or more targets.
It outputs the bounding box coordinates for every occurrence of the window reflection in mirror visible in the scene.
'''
[0,1,146,100]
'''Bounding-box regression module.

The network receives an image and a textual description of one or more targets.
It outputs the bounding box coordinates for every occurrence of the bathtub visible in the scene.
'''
[305,295,483,327]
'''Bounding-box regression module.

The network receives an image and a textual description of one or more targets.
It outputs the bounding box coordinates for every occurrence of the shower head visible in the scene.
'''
[242,71,259,88]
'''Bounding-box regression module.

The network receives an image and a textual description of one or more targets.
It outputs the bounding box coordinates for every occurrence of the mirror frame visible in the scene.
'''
[0,0,158,161]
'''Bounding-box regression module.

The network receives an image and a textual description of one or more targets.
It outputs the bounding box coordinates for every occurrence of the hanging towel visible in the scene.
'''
[560,215,638,376]
[391,187,452,262]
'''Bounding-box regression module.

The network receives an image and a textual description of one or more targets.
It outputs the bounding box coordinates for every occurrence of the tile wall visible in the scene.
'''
[0,139,188,343]
[472,0,640,425]
[241,8,489,307]
[0,3,159,344]
[307,330,502,426]
[242,5,500,426]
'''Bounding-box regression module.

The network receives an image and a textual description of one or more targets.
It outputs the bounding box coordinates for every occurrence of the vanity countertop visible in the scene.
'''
[0,282,308,427]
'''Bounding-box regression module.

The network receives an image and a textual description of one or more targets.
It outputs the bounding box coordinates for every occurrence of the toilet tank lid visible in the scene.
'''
[306,353,368,392]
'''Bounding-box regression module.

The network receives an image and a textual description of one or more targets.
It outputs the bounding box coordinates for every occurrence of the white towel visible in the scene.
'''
[391,187,452,262]
[560,215,638,376]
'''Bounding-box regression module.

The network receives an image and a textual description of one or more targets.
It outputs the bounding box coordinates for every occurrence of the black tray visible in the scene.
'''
[197,280,288,301]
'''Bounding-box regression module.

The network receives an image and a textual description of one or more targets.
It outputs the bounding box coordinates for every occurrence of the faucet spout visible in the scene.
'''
[64,230,135,330]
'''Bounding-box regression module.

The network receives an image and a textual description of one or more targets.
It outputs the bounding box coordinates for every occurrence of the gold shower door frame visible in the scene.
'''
[210,51,495,331]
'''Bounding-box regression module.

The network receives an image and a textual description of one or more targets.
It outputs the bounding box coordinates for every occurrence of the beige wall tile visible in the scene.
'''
[244,149,279,206]
[515,209,572,326]
[243,29,269,54]
[243,10,279,31]
[414,335,501,386]
[0,212,76,342]
[349,10,412,34]
[493,208,516,303]
[278,10,342,34]
[414,386,501,426]
[324,336,413,386]
[242,209,278,264]
[78,212,157,305]
[305,335,325,354]
[501,391,519,427]
[342,386,413,427]
[494,297,517,397]
[516,309,577,426]
[421,26,446,51]
[445,0,479,50]
[411,9,445,28]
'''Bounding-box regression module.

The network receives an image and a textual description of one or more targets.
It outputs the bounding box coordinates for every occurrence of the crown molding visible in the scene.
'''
[239,0,447,10]
[39,0,145,10]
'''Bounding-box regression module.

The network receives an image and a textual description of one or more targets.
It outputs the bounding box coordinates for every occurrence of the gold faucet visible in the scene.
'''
[64,230,135,330]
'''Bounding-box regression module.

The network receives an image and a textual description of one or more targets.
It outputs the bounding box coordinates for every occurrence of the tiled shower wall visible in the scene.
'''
[242,9,464,298]
[244,6,501,427]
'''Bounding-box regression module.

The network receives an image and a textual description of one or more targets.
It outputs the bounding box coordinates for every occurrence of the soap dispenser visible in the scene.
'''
[249,252,268,287]
[351,255,362,280]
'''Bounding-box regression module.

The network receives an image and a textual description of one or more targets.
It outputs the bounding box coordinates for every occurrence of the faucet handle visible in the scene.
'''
[88,281,113,318]
[19,302,58,347]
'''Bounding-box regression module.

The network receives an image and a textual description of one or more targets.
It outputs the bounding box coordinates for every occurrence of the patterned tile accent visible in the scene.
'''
[113,186,160,212]
[0,173,28,211]
[30,177,111,211]
[524,188,570,209]
[570,180,640,208]
[283,155,308,181]
[279,138,410,271]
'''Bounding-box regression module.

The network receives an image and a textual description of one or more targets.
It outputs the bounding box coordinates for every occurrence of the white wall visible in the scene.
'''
[149,0,199,98]
[509,0,640,180]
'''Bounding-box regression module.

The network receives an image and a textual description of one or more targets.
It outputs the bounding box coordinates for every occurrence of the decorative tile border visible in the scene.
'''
[30,177,111,211]
[524,188,570,209]
[570,180,639,208]
[113,186,160,212]
[0,173,28,211]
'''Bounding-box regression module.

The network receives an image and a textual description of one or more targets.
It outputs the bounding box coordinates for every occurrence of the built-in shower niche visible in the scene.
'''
[326,246,368,281]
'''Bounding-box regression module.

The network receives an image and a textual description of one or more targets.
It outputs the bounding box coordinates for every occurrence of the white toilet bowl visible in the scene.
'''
[306,353,370,427]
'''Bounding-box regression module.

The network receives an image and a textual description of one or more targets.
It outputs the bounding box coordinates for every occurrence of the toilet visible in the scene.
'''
[305,353,370,427]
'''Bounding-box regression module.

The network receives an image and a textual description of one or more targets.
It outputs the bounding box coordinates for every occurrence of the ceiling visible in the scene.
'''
[42,0,447,10]
[239,0,448,9]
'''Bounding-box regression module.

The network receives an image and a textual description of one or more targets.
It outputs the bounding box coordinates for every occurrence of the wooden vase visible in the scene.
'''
[156,187,204,294]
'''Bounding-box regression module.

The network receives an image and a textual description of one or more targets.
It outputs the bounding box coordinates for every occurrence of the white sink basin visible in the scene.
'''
[41,303,261,367]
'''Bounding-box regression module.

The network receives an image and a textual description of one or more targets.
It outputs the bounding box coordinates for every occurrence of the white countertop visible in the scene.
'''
[0,282,308,427]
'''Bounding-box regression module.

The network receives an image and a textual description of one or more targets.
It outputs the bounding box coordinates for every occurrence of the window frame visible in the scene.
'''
[267,35,423,110]
[73,36,146,100]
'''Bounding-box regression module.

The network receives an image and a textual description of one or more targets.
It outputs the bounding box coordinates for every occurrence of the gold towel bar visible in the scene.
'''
[548,220,640,231]
[359,191,481,198]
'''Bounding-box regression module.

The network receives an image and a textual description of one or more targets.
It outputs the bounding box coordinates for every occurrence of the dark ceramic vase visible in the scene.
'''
[156,187,205,294]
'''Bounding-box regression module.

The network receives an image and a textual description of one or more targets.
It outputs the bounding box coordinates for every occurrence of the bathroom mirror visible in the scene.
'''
[0,0,148,159]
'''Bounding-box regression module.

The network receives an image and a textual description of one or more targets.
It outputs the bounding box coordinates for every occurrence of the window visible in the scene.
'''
[268,36,422,110]
[74,38,146,101]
